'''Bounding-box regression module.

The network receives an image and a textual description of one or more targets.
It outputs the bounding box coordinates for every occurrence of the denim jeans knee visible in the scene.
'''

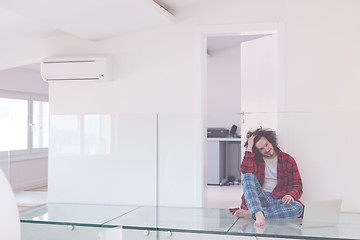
[293,201,304,218]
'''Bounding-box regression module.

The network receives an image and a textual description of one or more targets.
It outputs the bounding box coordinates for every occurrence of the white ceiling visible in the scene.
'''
[0,0,176,41]
[207,35,270,53]
[0,0,205,71]
[0,0,263,70]
[22,34,270,71]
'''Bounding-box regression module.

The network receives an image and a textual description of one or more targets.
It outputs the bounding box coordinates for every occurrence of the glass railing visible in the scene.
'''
[105,206,236,232]
[20,203,139,227]
[47,114,158,207]
[19,112,360,240]
[0,150,10,180]
[20,204,360,239]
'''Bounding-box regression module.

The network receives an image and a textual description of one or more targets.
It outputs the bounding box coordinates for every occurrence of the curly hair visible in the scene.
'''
[244,127,278,155]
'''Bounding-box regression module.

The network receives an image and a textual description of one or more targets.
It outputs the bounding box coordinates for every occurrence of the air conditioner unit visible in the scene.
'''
[41,56,111,82]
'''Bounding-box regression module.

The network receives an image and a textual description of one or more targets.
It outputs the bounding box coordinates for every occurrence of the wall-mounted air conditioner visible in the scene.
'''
[41,56,112,82]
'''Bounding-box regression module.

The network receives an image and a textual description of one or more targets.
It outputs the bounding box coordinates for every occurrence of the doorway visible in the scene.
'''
[200,23,284,208]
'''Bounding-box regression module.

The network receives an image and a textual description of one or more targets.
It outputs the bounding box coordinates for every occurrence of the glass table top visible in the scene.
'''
[20,204,360,239]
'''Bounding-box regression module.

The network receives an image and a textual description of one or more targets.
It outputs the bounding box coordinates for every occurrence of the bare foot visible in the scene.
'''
[254,225,266,234]
[254,211,266,227]
[234,209,251,218]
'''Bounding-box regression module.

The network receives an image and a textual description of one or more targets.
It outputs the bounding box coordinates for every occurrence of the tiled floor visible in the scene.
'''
[14,184,242,211]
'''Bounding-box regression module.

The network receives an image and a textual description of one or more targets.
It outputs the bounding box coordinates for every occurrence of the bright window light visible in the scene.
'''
[32,101,49,149]
[0,98,28,151]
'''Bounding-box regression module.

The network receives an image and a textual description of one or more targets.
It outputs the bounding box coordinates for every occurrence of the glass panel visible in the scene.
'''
[19,112,360,240]
[50,115,81,156]
[83,115,111,155]
[228,213,360,239]
[0,97,28,151]
[20,205,360,239]
[21,223,121,240]
[0,151,10,180]
[32,101,49,149]
[106,206,236,233]
[156,114,204,208]
[20,203,138,227]
[48,114,158,205]
[204,111,360,213]
[220,111,360,239]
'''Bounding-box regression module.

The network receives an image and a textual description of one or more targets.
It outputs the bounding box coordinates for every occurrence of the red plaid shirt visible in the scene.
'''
[240,148,303,210]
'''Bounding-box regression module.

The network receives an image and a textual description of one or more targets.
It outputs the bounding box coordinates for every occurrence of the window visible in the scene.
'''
[0,97,28,151]
[32,100,49,149]
[0,90,48,157]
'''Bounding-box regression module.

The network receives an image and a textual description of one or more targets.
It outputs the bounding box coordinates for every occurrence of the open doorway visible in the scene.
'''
[202,24,284,209]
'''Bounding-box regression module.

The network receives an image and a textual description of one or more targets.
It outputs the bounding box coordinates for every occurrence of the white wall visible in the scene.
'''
[10,158,48,190]
[2,0,360,211]
[207,45,242,180]
[0,67,48,94]
[207,45,241,130]
[48,114,158,205]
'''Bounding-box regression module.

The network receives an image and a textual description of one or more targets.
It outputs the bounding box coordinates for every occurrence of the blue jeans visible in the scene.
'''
[242,173,303,219]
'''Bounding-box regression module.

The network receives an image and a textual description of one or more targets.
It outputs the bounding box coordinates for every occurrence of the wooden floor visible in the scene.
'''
[14,185,48,211]
[205,184,242,209]
[14,185,242,211]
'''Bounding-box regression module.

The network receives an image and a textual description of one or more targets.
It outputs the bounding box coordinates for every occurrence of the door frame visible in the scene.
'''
[196,23,285,207]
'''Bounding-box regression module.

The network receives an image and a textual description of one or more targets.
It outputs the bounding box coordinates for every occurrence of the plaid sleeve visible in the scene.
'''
[229,207,239,215]
[241,151,257,174]
[286,156,303,200]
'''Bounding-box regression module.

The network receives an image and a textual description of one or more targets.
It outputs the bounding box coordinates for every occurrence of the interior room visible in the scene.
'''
[1,0,360,239]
